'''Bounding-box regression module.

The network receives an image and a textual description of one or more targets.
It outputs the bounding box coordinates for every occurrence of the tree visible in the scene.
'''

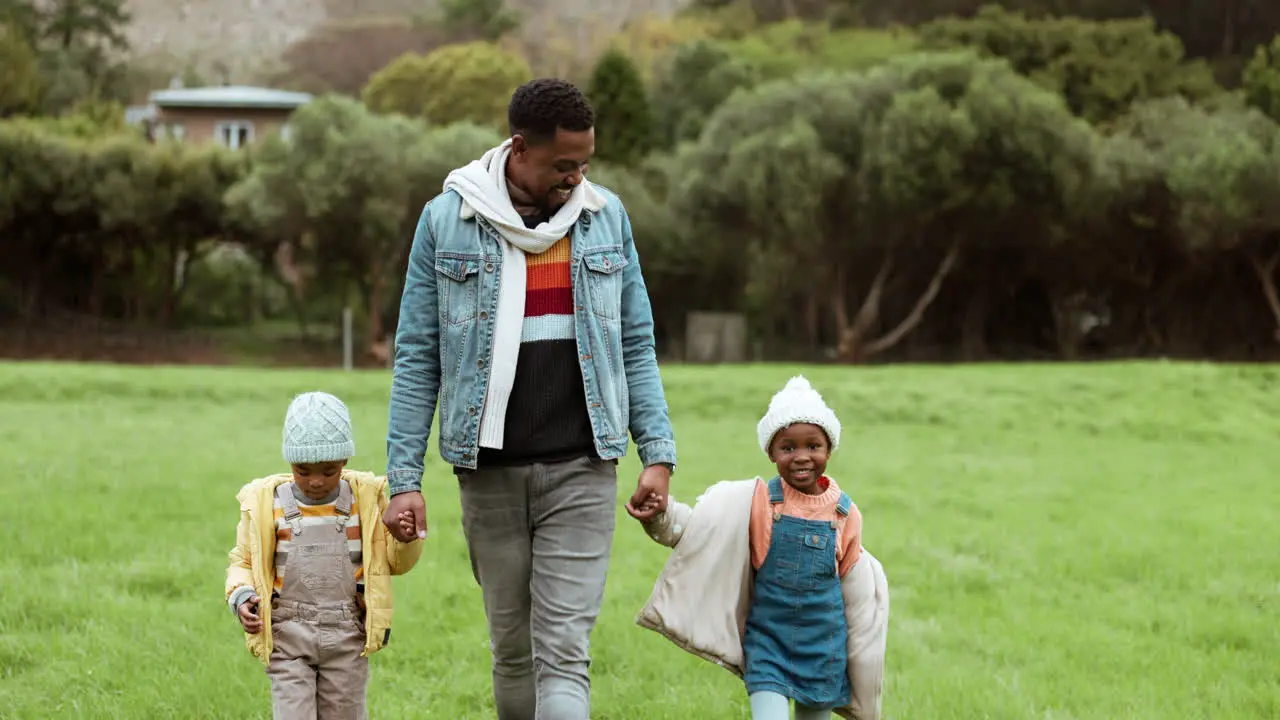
[587,49,654,166]
[607,14,721,83]
[0,116,243,322]
[37,0,129,52]
[651,24,917,148]
[723,21,918,79]
[439,0,519,41]
[362,42,532,129]
[0,0,134,111]
[917,5,1222,125]
[675,50,1096,361]
[652,40,759,147]
[274,18,463,96]
[1109,97,1280,344]
[1243,34,1280,122]
[226,96,505,352]
[0,25,41,116]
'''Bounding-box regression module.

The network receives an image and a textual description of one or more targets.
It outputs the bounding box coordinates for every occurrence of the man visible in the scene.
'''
[382,78,677,719]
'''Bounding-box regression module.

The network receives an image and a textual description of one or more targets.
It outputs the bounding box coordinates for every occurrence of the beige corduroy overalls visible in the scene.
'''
[266,481,368,720]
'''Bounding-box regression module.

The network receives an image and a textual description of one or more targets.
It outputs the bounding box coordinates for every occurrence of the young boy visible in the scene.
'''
[225,391,423,719]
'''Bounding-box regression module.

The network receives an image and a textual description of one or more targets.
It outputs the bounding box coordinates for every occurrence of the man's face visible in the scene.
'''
[508,127,595,214]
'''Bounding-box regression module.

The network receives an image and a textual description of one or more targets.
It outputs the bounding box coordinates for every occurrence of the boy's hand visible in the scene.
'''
[383,490,427,542]
[237,595,263,634]
[396,511,415,539]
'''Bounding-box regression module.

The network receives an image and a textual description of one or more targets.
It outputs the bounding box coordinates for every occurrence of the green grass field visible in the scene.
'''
[1,360,1278,719]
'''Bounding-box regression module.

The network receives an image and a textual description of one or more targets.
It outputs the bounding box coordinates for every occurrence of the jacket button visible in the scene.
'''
[478,358,485,368]
[468,406,477,415]
[485,263,494,272]
[479,311,488,320]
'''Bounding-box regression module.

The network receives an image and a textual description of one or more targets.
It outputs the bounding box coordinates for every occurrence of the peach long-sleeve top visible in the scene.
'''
[748,476,863,578]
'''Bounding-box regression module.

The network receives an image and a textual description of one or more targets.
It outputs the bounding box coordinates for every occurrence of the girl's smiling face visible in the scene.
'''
[767,423,831,495]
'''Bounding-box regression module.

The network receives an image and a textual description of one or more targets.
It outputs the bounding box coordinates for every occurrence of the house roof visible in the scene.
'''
[148,85,313,110]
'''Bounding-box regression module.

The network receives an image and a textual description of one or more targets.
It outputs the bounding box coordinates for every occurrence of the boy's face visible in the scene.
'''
[291,460,347,501]
[768,423,831,495]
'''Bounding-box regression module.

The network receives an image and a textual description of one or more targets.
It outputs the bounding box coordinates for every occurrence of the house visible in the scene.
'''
[145,85,313,149]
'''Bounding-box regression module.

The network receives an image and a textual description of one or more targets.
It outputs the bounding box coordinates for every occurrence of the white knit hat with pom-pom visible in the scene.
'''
[756,375,841,454]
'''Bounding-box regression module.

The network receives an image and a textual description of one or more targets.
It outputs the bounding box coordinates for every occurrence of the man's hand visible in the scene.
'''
[626,464,671,522]
[383,490,427,542]
[237,595,263,634]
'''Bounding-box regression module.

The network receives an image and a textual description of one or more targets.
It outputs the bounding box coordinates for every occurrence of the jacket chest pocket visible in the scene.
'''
[436,255,482,326]
[582,249,628,321]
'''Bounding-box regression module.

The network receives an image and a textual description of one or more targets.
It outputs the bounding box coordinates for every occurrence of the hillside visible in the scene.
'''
[122,0,687,84]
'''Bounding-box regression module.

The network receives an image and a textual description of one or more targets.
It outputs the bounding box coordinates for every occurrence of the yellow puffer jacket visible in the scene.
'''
[225,470,424,664]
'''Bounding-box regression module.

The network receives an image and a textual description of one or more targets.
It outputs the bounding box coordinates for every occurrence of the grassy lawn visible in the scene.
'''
[1,360,1277,719]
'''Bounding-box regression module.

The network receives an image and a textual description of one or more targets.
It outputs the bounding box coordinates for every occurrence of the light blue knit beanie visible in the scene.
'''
[282,391,356,464]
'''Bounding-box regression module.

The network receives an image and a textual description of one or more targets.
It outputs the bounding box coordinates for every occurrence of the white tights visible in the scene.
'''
[748,691,832,720]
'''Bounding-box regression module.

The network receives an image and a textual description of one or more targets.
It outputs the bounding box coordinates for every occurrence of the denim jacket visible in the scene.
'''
[385,183,677,495]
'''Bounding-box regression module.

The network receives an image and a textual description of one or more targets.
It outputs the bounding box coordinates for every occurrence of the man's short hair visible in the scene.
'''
[508,78,595,144]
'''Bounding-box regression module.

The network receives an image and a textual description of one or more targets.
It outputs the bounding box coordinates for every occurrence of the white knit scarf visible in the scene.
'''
[442,139,607,449]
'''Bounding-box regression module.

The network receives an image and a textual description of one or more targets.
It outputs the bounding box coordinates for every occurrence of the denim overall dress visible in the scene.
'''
[267,481,369,720]
[742,476,852,709]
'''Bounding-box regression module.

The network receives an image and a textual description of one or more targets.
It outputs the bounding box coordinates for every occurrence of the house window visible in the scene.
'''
[279,123,292,142]
[214,120,255,149]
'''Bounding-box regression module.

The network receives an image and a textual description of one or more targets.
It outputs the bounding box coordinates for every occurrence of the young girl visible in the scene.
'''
[629,376,889,720]
[225,391,423,719]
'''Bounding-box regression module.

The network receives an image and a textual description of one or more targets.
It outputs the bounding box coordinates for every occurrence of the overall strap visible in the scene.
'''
[276,482,305,537]
[767,477,785,521]
[332,480,353,532]
[832,492,853,531]
[334,479,353,516]
[835,492,852,517]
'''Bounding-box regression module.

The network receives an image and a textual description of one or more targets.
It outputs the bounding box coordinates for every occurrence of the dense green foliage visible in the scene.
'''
[6,4,1280,362]
[587,49,655,166]
[361,42,532,128]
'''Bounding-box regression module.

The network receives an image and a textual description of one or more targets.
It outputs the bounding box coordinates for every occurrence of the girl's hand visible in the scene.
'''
[625,492,663,522]
[238,595,263,634]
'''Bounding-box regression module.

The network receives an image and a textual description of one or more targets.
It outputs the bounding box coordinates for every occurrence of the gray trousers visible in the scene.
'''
[458,455,618,720]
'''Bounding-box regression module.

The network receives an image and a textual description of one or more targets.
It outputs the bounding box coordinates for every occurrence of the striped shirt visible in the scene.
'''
[273,482,363,591]
[476,230,596,466]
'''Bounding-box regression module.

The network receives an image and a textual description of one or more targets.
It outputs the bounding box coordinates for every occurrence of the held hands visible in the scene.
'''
[625,464,671,522]
[237,595,263,634]
[382,491,427,543]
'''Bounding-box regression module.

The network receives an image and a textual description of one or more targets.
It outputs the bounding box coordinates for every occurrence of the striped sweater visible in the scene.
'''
[272,482,363,592]
[476,213,596,466]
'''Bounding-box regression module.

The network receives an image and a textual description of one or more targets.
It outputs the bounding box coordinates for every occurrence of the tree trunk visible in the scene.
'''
[834,242,961,362]
[161,242,178,327]
[366,274,385,352]
[1052,293,1082,361]
[835,252,894,363]
[862,241,961,357]
[805,290,819,351]
[284,279,309,339]
[961,268,987,361]
[1248,249,1280,342]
